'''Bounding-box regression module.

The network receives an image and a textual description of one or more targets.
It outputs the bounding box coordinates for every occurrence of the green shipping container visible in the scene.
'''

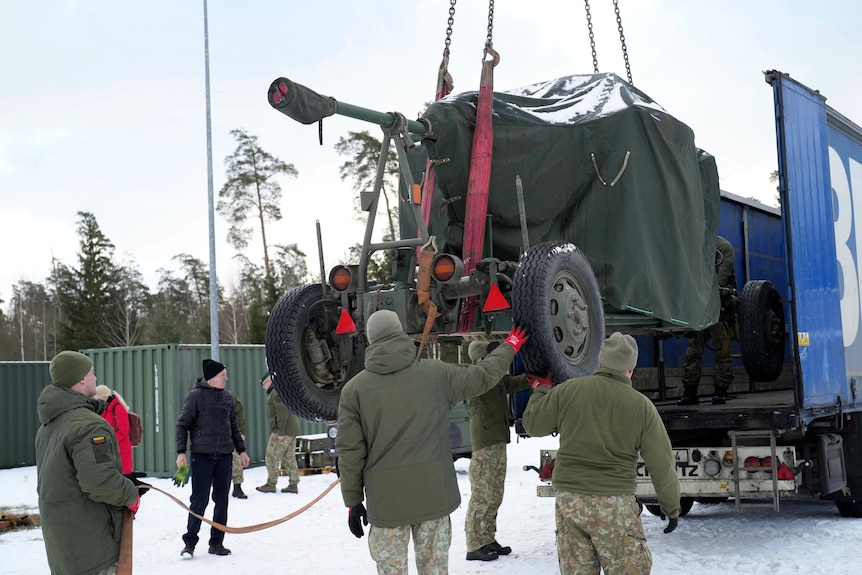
[82,344,327,478]
[0,361,50,469]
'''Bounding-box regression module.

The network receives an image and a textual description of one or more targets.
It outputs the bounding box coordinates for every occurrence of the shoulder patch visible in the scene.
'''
[92,436,107,445]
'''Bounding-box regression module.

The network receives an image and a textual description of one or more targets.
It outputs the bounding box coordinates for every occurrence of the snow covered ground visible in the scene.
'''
[2,431,861,574]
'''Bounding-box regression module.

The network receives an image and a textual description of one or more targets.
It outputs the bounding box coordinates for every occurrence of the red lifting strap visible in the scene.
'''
[457,44,499,333]
[419,51,455,242]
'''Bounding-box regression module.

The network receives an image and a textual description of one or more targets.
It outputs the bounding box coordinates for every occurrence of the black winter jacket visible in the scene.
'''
[176,378,246,456]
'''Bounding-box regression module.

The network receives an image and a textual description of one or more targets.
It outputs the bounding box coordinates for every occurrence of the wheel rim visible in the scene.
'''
[302,306,343,393]
[764,295,784,354]
[549,269,594,367]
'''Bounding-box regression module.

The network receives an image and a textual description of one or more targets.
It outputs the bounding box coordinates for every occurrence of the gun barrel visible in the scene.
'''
[268,77,427,135]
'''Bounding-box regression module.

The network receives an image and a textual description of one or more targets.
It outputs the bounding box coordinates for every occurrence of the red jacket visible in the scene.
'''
[101,397,133,473]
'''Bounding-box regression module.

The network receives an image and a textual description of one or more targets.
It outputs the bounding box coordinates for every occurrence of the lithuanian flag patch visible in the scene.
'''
[92,436,106,445]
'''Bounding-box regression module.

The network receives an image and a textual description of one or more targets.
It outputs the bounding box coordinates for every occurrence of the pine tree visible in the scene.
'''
[217,128,298,306]
[53,212,120,350]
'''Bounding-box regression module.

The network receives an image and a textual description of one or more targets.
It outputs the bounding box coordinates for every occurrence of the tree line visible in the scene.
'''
[0,128,399,361]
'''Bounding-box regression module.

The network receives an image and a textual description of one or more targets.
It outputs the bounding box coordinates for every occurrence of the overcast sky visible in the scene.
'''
[2,1,861,306]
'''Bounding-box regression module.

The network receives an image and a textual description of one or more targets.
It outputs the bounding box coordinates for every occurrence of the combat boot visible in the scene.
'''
[466,548,499,561]
[677,387,699,406]
[255,483,276,493]
[281,482,299,494]
[712,387,728,405]
[482,541,512,556]
[232,483,247,499]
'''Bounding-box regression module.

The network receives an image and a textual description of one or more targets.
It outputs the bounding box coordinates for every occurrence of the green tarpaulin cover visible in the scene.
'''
[411,73,720,329]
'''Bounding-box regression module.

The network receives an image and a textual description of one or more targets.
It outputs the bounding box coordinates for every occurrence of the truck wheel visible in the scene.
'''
[739,280,786,382]
[265,283,365,421]
[695,496,729,505]
[836,500,862,518]
[512,242,604,382]
[644,498,694,517]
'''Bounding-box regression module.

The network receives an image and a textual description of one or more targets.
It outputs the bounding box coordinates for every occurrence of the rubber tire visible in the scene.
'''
[512,241,604,383]
[645,497,694,517]
[836,500,862,518]
[265,283,365,422]
[695,496,729,505]
[739,280,786,382]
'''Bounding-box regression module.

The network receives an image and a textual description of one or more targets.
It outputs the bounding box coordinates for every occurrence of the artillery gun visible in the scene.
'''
[263,75,785,422]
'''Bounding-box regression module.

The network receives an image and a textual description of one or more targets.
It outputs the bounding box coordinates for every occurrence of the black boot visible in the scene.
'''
[232,483,247,499]
[466,548,499,561]
[677,387,699,406]
[208,544,232,556]
[482,541,512,556]
[180,544,195,558]
[712,387,728,405]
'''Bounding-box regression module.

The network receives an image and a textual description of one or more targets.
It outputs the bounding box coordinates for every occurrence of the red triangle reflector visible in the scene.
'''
[483,283,510,312]
[777,462,794,480]
[335,309,358,335]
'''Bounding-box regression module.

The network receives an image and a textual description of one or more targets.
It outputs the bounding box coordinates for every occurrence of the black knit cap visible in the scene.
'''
[202,359,226,380]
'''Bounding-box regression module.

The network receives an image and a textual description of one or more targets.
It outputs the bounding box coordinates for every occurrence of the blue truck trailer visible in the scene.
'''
[618,70,862,516]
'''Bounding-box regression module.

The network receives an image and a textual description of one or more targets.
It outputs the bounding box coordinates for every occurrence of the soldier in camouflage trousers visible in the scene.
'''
[256,373,300,494]
[678,235,738,406]
[523,333,680,575]
[369,516,451,575]
[336,311,526,575]
[228,390,248,499]
[555,492,652,574]
[464,341,531,561]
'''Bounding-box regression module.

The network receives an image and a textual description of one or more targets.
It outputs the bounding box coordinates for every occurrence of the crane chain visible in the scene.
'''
[613,0,633,84]
[443,0,456,53]
[583,0,599,74]
[486,0,494,46]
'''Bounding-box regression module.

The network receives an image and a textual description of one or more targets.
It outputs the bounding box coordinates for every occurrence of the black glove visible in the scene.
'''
[348,503,368,538]
[124,471,150,497]
[663,516,678,534]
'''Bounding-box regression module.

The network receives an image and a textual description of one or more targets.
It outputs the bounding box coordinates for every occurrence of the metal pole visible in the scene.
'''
[515,175,530,254]
[203,0,220,360]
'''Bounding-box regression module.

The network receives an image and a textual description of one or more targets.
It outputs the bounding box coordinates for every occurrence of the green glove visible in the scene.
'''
[172,462,190,487]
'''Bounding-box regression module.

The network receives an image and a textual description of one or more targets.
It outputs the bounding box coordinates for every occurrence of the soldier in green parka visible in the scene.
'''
[256,372,301,494]
[35,351,141,575]
[336,310,529,575]
[463,340,531,562]
[523,332,680,575]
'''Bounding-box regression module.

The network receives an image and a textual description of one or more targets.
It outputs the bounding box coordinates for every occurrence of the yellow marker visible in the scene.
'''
[797,332,810,346]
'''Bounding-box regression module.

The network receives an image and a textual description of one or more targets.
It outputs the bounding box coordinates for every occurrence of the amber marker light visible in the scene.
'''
[431,254,463,283]
[330,266,353,292]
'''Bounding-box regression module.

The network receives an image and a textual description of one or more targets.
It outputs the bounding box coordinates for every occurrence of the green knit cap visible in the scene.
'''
[50,351,93,388]
[468,341,487,362]
[598,332,639,373]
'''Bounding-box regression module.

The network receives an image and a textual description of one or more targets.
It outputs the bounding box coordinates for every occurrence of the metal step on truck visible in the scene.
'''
[527,70,862,518]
